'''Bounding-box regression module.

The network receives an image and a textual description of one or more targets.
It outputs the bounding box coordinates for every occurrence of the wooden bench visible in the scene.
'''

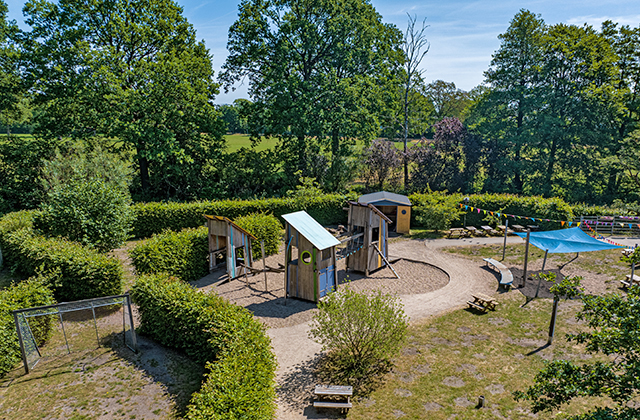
[620,274,640,288]
[466,300,487,312]
[483,258,514,289]
[448,228,470,238]
[313,385,352,412]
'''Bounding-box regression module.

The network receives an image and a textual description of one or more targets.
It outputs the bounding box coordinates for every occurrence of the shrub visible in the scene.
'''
[131,192,355,239]
[411,191,465,231]
[309,287,408,393]
[131,273,277,419]
[0,213,123,301]
[129,227,209,283]
[0,275,56,377]
[409,192,575,231]
[36,178,134,252]
[234,213,282,259]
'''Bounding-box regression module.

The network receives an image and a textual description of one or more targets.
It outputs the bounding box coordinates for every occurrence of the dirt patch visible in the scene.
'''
[442,376,465,387]
[424,402,443,411]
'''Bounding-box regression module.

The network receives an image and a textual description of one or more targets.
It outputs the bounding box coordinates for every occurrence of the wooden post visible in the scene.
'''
[373,244,399,279]
[501,218,509,261]
[261,240,268,292]
[548,297,559,345]
[522,229,531,288]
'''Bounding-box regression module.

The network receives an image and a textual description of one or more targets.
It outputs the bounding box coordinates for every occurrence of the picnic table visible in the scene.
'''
[622,248,635,257]
[481,225,499,236]
[512,224,526,232]
[621,274,640,288]
[497,225,514,235]
[448,227,470,238]
[466,226,486,237]
[467,293,499,312]
[313,385,352,412]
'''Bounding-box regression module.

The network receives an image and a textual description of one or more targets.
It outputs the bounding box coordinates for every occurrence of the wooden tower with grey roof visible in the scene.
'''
[345,201,393,276]
[203,215,257,281]
[282,211,340,302]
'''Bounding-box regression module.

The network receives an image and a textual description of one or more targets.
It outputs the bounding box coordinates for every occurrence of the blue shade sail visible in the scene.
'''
[514,227,623,253]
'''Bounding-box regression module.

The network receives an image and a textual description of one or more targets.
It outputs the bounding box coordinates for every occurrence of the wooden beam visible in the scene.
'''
[372,243,399,279]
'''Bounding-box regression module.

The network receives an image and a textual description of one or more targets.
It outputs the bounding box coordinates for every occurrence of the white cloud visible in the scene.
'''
[565,14,640,28]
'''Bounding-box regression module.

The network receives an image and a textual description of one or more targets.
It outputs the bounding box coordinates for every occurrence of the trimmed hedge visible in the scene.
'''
[234,213,282,259]
[0,276,56,377]
[129,227,209,283]
[409,193,575,231]
[131,193,354,239]
[0,212,123,301]
[131,274,277,420]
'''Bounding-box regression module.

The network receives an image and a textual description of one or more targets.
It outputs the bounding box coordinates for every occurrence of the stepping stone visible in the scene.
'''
[457,326,471,333]
[424,402,443,411]
[457,363,477,374]
[489,317,512,326]
[362,398,376,408]
[394,388,412,397]
[393,409,406,418]
[473,353,486,359]
[485,383,505,395]
[454,397,474,407]
[395,372,416,383]
[506,337,546,347]
[443,376,465,387]
[432,337,457,346]
[402,346,420,356]
[411,363,431,374]
[513,353,525,359]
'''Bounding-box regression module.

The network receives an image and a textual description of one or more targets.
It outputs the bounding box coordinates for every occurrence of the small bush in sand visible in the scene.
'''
[309,287,408,394]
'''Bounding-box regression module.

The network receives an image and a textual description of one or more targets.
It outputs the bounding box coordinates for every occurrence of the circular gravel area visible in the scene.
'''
[192,249,449,328]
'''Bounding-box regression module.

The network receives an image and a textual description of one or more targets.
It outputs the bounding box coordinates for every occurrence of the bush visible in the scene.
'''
[409,192,575,231]
[309,287,408,393]
[0,213,123,301]
[129,227,209,282]
[131,192,355,239]
[411,191,465,231]
[234,213,282,259]
[36,178,134,252]
[0,275,56,377]
[131,273,277,419]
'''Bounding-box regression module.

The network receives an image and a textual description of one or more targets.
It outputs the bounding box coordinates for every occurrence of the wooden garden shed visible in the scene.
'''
[282,211,340,302]
[345,201,392,275]
[358,191,412,234]
[203,215,256,280]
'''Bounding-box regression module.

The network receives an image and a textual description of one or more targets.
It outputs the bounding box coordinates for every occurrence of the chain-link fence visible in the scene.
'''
[12,294,137,373]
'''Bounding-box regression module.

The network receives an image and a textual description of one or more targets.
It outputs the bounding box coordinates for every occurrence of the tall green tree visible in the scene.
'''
[22,0,226,200]
[220,0,402,189]
[515,285,640,420]
[0,0,22,128]
[471,9,546,194]
[424,80,472,124]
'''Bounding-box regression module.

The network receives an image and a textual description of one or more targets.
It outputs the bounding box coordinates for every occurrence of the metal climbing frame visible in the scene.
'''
[12,293,137,374]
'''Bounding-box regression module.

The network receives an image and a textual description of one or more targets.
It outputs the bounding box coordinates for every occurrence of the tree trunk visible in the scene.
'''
[138,154,150,192]
[403,84,410,188]
[513,103,524,193]
[297,134,307,175]
[545,137,558,196]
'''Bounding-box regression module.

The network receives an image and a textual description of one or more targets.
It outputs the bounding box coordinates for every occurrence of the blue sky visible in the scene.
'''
[4,0,640,103]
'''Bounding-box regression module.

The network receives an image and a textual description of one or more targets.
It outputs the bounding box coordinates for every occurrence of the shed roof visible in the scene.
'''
[282,211,341,251]
[202,215,257,240]
[358,191,412,207]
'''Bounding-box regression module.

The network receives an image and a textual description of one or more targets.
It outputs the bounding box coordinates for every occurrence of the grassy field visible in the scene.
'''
[347,292,612,419]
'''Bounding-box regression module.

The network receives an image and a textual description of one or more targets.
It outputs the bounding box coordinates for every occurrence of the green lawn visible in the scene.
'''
[348,292,613,419]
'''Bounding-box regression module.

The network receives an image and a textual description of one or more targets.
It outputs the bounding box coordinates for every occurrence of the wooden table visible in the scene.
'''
[314,385,353,412]
[467,293,499,312]
[481,225,498,236]
[512,224,526,232]
[621,274,640,288]
[622,248,635,257]
[448,227,469,238]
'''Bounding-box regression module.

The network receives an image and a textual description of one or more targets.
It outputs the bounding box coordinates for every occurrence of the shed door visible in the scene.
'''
[318,266,336,298]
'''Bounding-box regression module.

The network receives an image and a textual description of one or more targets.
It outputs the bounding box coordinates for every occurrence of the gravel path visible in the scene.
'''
[260,238,498,420]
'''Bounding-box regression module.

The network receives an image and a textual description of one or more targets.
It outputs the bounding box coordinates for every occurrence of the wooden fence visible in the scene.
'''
[576,215,640,236]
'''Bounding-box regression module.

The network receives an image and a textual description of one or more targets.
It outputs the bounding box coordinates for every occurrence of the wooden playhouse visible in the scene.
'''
[358,191,412,234]
[203,215,256,280]
[344,201,392,275]
[282,211,340,302]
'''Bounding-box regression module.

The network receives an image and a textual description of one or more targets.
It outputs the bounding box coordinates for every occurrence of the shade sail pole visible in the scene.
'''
[501,218,509,261]
[522,229,531,288]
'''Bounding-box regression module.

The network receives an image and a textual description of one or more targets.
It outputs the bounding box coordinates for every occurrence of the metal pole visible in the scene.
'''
[522,229,531,288]
[548,297,559,345]
[126,294,138,352]
[261,240,268,292]
[13,312,29,374]
[59,311,70,354]
[501,218,509,261]
[90,302,100,347]
[542,249,549,271]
